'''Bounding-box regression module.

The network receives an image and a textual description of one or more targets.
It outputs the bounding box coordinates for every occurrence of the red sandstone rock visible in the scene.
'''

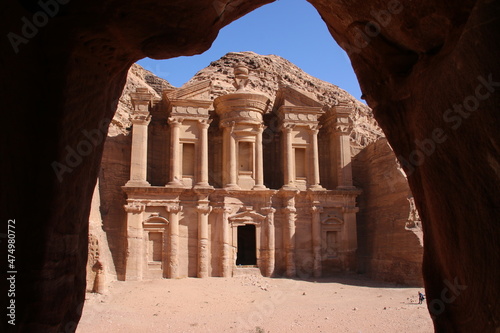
[353,138,423,286]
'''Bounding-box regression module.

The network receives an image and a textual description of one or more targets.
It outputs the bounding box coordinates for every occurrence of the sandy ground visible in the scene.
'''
[78,274,433,333]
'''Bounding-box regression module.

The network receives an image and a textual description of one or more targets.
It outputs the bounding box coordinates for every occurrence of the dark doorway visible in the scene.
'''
[236,224,257,265]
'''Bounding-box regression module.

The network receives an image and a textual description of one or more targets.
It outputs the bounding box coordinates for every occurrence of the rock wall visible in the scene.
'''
[86,179,114,293]
[353,138,423,286]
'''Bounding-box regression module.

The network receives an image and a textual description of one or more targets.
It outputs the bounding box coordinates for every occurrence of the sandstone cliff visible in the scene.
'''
[109,63,173,136]
[352,138,423,286]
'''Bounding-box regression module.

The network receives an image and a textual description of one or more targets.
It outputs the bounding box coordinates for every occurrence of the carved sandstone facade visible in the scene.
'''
[122,66,360,280]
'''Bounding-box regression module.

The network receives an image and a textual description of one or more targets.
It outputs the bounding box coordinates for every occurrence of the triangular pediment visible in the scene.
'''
[163,80,211,101]
[273,85,324,111]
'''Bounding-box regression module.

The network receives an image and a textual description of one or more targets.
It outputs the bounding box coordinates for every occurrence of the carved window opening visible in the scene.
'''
[182,142,195,176]
[294,147,306,179]
[148,232,163,262]
[236,224,257,266]
[238,141,253,174]
[325,231,339,258]
[143,215,168,269]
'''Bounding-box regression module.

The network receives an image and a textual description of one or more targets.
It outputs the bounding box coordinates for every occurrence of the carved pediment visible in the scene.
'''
[274,85,323,109]
[321,217,344,225]
[229,210,266,224]
[164,80,211,101]
[143,213,169,228]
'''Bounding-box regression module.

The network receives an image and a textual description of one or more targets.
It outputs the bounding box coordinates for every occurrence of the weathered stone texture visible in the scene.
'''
[86,180,114,293]
[353,138,423,286]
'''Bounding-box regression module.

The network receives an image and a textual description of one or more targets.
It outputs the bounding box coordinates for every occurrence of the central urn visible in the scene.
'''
[213,64,271,190]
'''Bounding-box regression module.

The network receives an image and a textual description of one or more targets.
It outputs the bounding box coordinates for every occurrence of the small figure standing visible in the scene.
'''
[418,291,425,304]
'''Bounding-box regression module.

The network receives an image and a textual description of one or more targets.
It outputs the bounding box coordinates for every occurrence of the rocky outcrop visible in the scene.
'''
[2,0,498,332]
[86,179,113,293]
[353,138,423,286]
[110,63,171,136]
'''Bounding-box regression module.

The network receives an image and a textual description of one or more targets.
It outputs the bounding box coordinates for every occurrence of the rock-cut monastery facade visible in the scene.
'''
[122,65,361,280]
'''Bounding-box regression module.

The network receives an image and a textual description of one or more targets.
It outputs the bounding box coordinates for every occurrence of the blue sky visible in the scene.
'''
[137,0,362,100]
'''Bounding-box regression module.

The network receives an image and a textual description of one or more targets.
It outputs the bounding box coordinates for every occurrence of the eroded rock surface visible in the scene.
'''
[353,138,423,286]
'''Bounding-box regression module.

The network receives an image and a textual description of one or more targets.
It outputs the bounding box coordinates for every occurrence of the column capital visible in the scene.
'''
[256,123,266,132]
[212,206,232,215]
[280,123,295,133]
[334,119,353,135]
[168,117,184,126]
[220,120,235,129]
[307,124,321,133]
[261,207,276,215]
[197,118,213,127]
[311,206,324,214]
[166,204,182,214]
[131,112,151,125]
[196,205,212,214]
[124,201,145,213]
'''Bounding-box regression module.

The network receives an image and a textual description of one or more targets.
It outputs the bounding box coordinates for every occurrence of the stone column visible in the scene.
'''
[222,122,239,189]
[222,207,232,277]
[167,204,182,278]
[311,205,323,277]
[282,124,295,188]
[261,207,276,277]
[196,119,211,187]
[253,124,266,189]
[308,125,324,189]
[167,117,183,186]
[333,116,354,189]
[283,196,296,277]
[228,127,238,188]
[214,207,232,277]
[126,113,151,186]
[196,203,212,278]
[124,202,146,280]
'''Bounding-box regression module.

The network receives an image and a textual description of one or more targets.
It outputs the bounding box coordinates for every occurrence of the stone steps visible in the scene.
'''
[232,266,262,277]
